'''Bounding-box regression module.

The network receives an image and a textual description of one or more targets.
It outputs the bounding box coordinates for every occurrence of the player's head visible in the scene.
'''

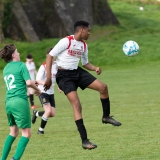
[26,53,33,63]
[74,20,90,40]
[0,44,18,62]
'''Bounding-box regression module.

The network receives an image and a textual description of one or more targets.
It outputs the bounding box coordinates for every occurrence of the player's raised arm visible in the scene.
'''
[43,54,53,91]
[83,62,102,75]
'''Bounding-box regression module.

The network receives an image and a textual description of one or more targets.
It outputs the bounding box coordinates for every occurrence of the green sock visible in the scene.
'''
[13,136,29,160]
[0,135,16,160]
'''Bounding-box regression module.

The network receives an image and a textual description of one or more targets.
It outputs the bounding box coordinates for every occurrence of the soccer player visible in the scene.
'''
[0,44,41,160]
[44,20,122,150]
[32,48,61,134]
[25,54,37,109]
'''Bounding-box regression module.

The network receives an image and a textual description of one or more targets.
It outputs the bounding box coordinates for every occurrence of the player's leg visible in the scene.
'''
[12,98,31,160]
[12,128,31,160]
[66,91,97,149]
[37,103,55,134]
[87,79,121,126]
[37,93,55,134]
[0,126,18,160]
[28,87,37,109]
[32,93,46,124]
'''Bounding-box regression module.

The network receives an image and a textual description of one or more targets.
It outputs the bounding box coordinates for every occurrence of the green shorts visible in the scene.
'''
[5,97,31,128]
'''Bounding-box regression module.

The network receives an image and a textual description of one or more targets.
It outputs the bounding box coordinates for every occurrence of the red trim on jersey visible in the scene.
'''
[66,35,86,51]
[66,36,74,49]
[42,62,46,69]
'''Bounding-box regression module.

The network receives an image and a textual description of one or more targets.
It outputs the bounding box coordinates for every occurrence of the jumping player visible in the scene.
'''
[44,21,122,149]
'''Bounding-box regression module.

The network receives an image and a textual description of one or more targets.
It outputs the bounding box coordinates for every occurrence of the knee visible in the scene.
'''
[22,129,31,138]
[100,83,108,94]
[50,112,55,117]
[10,130,19,137]
[24,132,31,138]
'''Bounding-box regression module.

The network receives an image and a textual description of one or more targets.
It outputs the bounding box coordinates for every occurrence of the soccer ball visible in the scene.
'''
[122,40,139,56]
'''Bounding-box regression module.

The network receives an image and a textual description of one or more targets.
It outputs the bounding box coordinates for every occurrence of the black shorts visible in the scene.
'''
[39,93,55,108]
[56,66,96,95]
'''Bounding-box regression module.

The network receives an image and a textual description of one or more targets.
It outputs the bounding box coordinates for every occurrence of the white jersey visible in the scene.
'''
[25,62,36,80]
[36,61,58,94]
[49,35,89,70]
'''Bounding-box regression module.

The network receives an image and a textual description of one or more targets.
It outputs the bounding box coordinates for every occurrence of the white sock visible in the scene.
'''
[36,111,39,117]
[39,127,44,131]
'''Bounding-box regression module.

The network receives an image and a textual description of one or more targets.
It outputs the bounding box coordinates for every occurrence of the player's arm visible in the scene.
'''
[44,54,53,91]
[44,38,69,91]
[26,80,41,96]
[83,63,101,75]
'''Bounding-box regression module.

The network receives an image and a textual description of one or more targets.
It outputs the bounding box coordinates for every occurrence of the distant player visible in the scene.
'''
[32,48,61,134]
[44,20,122,149]
[25,54,37,109]
[0,44,41,160]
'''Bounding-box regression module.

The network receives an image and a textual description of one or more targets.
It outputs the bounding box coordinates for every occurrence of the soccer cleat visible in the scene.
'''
[31,105,38,109]
[82,139,97,149]
[102,116,122,126]
[32,110,38,124]
[11,158,16,160]
[37,130,44,134]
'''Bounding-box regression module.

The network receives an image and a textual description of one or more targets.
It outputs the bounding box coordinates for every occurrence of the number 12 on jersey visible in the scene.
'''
[4,74,16,90]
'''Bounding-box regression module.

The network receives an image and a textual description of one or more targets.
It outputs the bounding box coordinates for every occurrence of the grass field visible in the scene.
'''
[0,1,160,160]
[0,61,160,160]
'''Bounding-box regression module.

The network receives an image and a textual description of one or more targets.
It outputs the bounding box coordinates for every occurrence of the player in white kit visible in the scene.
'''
[44,21,121,149]
[32,48,60,134]
[25,54,37,109]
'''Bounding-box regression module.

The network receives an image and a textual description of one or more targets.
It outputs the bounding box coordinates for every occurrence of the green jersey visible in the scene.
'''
[3,61,31,100]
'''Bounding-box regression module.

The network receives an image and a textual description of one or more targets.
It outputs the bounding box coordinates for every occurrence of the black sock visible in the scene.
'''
[75,119,87,143]
[38,111,45,117]
[101,97,110,117]
[40,116,48,129]
[29,94,34,106]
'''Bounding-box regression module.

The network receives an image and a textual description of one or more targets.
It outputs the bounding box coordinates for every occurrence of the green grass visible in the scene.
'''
[0,1,160,160]
[0,62,160,160]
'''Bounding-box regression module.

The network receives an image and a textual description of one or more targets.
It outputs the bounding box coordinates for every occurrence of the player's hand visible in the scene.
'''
[58,87,62,93]
[35,81,39,86]
[43,78,52,91]
[95,67,101,75]
[35,89,41,96]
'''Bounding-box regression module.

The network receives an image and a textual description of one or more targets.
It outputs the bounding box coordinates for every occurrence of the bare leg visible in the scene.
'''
[88,79,121,126]
[66,91,97,149]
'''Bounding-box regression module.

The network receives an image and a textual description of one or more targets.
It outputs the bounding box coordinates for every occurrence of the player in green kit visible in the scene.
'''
[0,44,41,160]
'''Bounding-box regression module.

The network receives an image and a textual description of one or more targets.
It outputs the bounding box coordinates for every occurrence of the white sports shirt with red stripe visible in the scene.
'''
[49,35,88,70]
[36,61,58,94]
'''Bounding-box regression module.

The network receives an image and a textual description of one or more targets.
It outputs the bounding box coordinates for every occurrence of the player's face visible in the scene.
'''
[26,58,33,63]
[81,26,90,40]
[12,49,20,61]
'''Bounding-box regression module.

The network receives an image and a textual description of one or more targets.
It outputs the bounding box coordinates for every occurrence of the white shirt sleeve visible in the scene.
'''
[49,38,69,57]
[81,44,89,66]
[36,65,45,81]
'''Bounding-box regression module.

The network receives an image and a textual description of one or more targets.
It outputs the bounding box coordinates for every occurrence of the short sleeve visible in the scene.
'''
[49,38,69,57]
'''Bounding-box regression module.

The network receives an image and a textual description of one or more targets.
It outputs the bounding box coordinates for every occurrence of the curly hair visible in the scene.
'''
[0,44,16,63]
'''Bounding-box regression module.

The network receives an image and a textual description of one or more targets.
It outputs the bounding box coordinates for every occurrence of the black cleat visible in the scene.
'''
[37,130,44,134]
[102,116,122,126]
[32,110,38,124]
[82,139,97,150]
